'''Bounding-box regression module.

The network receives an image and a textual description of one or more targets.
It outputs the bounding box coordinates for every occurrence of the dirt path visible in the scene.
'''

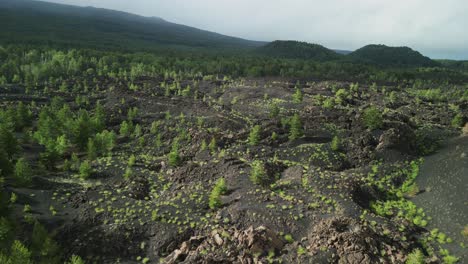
[411,136,468,260]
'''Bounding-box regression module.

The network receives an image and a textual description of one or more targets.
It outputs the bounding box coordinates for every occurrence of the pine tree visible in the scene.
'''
[250,160,266,185]
[292,87,303,103]
[248,125,261,146]
[79,161,92,180]
[269,103,280,118]
[208,137,217,154]
[289,114,303,140]
[0,124,18,159]
[14,158,32,187]
[168,139,181,166]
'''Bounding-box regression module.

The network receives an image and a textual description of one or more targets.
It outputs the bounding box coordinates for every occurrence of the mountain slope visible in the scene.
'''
[348,44,439,67]
[0,0,264,51]
[256,40,343,61]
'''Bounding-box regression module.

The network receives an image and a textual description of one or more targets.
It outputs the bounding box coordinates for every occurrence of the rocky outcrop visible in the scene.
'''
[164,226,285,264]
[307,217,406,264]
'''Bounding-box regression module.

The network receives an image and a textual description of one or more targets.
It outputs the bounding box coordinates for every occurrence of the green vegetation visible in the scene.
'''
[406,249,424,264]
[168,139,181,166]
[13,158,32,186]
[330,135,341,151]
[208,178,227,209]
[248,125,261,146]
[362,106,383,130]
[79,160,92,180]
[250,160,267,185]
[292,87,303,103]
[289,114,303,140]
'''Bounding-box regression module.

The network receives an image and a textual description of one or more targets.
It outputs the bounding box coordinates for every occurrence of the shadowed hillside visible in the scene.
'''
[0,0,264,51]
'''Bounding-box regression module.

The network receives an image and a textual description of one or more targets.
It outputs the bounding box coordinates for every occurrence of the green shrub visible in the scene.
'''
[127,107,138,121]
[0,217,12,242]
[150,121,160,134]
[289,114,303,140]
[0,124,18,159]
[9,240,32,264]
[284,234,294,243]
[168,140,181,166]
[79,160,92,180]
[209,178,227,209]
[330,135,341,151]
[123,167,132,180]
[250,160,266,185]
[292,88,303,103]
[94,130,116,156]
[271,132,278,141]
[128,154,136,167]
[322,98,334,109]
[67,255,85,264]
[133,124,142,138]
[363,106,383,130]
[248,125,261,146]
[119,120,133,136]
[405,249,424,264]
[200,139,207,151]
[14,158,32,187]
[269,103,280,118]
[451,113,464,128]
[209,137,217,154]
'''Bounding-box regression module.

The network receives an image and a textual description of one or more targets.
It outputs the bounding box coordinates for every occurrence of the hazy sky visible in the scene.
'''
[44,0,468,59]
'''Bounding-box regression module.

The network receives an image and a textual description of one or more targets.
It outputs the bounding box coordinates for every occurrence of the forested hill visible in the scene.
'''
[0,0,264,51]
[256,41,343,61]
[348,44,439,67]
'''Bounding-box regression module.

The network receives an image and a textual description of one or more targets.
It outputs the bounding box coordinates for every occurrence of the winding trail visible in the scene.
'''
[411,136,468,260]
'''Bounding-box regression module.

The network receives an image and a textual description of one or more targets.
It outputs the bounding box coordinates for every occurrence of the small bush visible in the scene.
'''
[0,217,12,242]
[67,255,85,264]
[405,249,424,264]
[248,125,261,146]
[250,160,266,185]
[119,120,133,136]
[330,135,341,151]
[451,113,464,128]
[168,139,181,166]
[128,154,136,167]
[209,178,227,209]
[79,160,92,180]
[9,240,32,264]
[363,106,383,130]
[269,103,280,118]
[123,167,132,180]
[208,137,217,154]
[292,88,303,103]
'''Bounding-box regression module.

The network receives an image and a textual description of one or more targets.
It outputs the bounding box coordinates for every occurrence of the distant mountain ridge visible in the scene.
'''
[0,0,265,50]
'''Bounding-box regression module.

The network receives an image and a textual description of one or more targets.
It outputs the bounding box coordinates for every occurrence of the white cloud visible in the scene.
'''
[42,0,468,59]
